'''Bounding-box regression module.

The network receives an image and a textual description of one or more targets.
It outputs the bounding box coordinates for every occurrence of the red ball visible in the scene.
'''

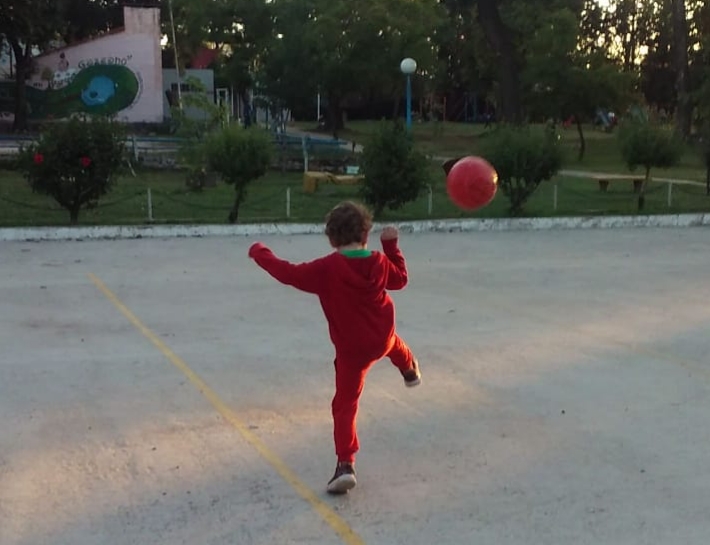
[445,156,498,211]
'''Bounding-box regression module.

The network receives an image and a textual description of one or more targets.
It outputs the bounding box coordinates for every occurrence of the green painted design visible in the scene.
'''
[0,64,140,119]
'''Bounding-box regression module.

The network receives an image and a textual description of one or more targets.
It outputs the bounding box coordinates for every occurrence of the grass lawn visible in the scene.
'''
[2,161,709,228]
[293,120,709,184]
[1,120,707,228]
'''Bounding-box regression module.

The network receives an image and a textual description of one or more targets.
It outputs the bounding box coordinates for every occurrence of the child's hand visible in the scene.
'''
[248,242,267,259]
[380,226,399,241]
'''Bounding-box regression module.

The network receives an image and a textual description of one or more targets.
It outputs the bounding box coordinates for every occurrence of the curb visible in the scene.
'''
[1,213,708,242]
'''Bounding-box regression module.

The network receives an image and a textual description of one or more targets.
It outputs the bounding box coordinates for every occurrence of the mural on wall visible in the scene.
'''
[0,53,142,120]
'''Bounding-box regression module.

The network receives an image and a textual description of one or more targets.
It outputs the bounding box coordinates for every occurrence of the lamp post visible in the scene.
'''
[400,57,417,130]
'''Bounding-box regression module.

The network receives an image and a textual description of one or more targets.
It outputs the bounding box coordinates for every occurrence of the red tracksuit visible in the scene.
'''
[248,238,415,463]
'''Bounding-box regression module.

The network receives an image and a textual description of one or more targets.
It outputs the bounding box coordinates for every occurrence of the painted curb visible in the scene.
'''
[1,213,708,242]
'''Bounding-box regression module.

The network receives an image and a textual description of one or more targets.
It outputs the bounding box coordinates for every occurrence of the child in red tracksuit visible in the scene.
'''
[248,201,421,494]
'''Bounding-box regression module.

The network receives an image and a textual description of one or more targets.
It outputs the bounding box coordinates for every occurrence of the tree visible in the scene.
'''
[261,0,442,134]
[478,124,562,216]
[435,0,494,107]
[204,124,273,223]
[692,29,710,194]
[672,0,692,138]
[475,0,523,123]
[18,115,126,224]
[257,0,319,121]
[438,0,589,124]
[0,0,63,132]
[359,121,430,217]
[163,0,274,125]
[522,8,633,159]
[171,76,228,191]
[61,0,124,44]
[618,118,683,210]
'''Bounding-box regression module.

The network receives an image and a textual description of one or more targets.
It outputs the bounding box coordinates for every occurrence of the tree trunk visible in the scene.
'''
[672,0,692,138]
[392,96,401,120]
[615,0,638,73]
[476,0,523,124]
[374,203,385,219]
[576,116,586,161]
[240,89,253,128]
[325,92,344,139]
[638,166,651,211]
[228,189,245,223]
[69,206,80,225]
[10,40,31,133]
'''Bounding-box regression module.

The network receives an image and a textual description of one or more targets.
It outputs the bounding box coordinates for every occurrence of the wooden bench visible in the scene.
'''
[303,171,364,193]
[589,174,645,193]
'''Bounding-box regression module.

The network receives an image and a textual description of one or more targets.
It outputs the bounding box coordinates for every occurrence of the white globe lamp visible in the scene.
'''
[400,58,417,129]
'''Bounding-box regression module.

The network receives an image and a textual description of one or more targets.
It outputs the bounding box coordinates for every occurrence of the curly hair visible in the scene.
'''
[325,201,373,247]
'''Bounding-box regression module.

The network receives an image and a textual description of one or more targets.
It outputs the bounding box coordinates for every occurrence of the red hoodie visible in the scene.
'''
[248,238,408,362]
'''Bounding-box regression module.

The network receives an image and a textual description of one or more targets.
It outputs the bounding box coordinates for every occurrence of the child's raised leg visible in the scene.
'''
[387,334,421,387]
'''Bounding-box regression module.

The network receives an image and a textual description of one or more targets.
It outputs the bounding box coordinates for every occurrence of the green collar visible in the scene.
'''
[340,249,372,258]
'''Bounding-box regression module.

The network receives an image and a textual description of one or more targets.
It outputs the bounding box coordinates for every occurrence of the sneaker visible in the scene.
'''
[401,358,421,388]
[327,462,357,494]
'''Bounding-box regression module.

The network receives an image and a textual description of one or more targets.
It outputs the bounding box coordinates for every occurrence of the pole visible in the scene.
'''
[317,92,321,121]
[554,182,558,211]
[147,188,153,222]
[427,185,433,215]
[286,187,291,219]
[406,74,412,130]
[168,0,182,111]
[667,182,672,208]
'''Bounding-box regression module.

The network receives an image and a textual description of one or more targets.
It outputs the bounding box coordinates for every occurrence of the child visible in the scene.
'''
[248,201,421,494]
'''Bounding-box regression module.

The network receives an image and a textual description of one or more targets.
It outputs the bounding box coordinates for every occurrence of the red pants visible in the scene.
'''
[331,334,414,464]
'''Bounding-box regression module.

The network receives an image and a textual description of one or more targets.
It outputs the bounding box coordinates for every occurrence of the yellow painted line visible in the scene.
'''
[88,273,365,545]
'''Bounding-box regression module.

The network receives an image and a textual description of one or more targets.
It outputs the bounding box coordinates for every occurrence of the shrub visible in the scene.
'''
[618,119,683,210]
[19,115,126,224]
[204,124,273,223]
[170,76,228,191]
[359,121,430,217]
[479,124,562,216]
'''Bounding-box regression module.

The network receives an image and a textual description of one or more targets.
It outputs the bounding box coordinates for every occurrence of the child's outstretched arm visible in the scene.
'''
[380,226,408,290]
[248,242,326,294]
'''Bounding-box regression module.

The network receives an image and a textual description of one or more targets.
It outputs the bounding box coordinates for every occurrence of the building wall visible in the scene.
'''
[0,6,163,124]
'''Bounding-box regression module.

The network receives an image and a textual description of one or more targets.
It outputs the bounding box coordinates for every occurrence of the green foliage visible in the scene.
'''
[521,6,633,160]
[359,121,430,217]
[18,115,126,224]
[0,0,66,130]
[618,120,683,175]
[479,125,562,216]
[204,123,273,223]
[170,76,228,191]
[259,0,444,126]
[618,118,683,209]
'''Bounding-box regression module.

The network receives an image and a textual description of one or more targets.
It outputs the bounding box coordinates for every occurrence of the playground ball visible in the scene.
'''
[445,156,498,211]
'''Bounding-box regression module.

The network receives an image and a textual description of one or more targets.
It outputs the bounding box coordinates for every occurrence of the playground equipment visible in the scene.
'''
[595,108,618,131]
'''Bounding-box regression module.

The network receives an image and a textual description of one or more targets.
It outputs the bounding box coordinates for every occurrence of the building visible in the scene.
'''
[162,69,215,121]
[0,4,166,124]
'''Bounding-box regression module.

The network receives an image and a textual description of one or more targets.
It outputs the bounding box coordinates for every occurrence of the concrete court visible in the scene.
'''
[1,226,709,545]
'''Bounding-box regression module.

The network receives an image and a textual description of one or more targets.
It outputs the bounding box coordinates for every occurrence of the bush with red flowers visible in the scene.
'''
[19,115,126,224]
